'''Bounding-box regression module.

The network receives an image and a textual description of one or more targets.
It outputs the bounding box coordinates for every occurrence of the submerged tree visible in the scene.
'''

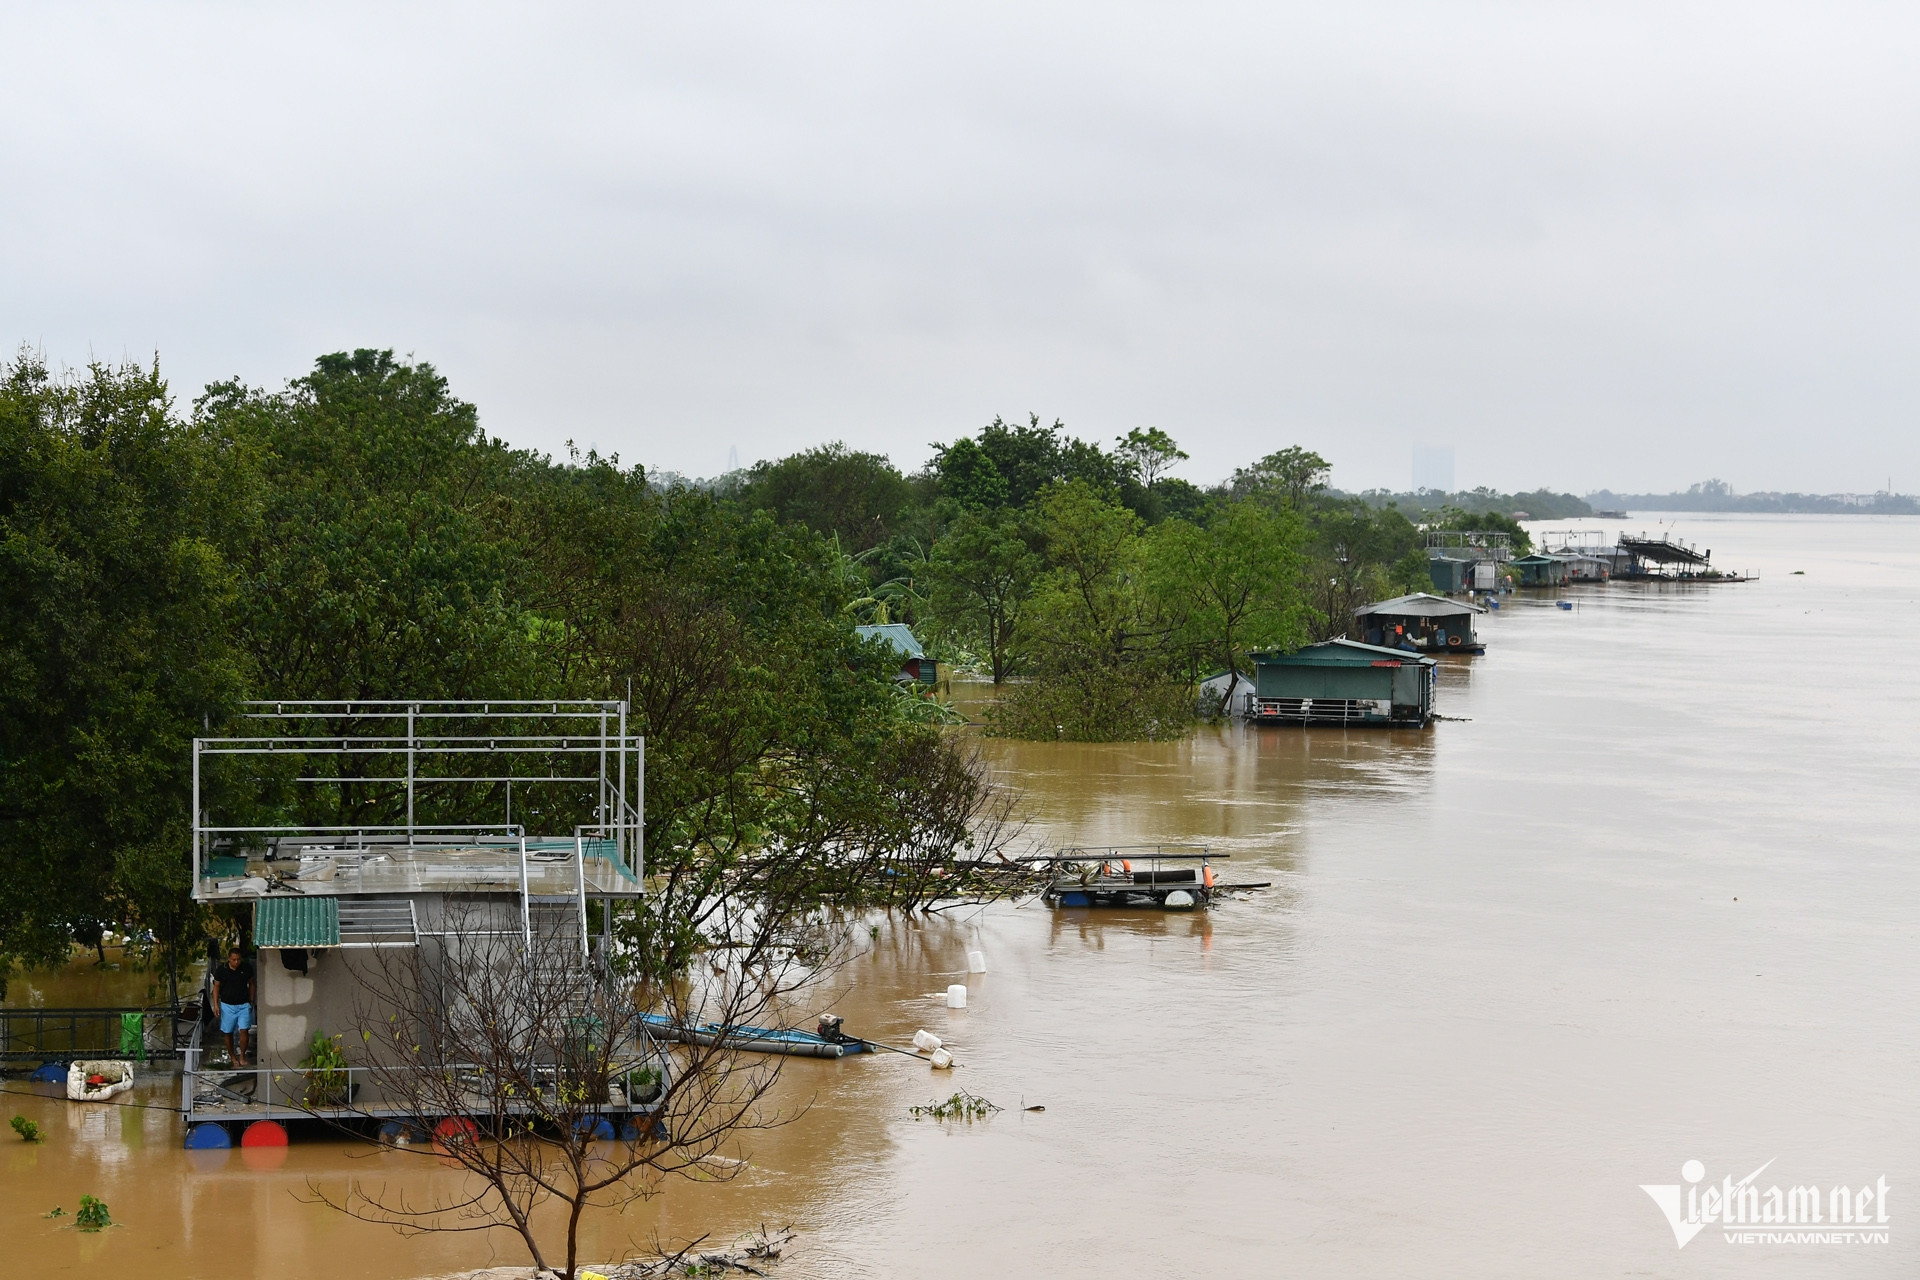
[988,481,1190,740]
[315,903,804,1280]
[1150,501,1310,711]
[927,508,1038,683]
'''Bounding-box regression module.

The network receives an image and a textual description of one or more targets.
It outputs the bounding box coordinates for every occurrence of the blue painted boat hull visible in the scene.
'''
[639,1013,871,1059]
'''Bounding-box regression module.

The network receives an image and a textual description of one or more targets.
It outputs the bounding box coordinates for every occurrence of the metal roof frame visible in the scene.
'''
[192,700,644,901]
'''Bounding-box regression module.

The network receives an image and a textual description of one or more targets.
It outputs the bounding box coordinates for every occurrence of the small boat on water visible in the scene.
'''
[1025,846,1224,911]
[640,1012,873,1059]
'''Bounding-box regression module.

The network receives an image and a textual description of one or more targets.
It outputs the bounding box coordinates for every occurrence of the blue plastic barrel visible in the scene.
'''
[29,1062,66,1083]
[185,1122,233,1149]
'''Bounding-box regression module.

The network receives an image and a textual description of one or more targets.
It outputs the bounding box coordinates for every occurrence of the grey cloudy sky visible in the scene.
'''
[5,3,1917,494]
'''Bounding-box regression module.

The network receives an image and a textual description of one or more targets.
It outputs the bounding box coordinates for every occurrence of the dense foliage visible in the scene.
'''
[0,355,244,980]
[0,349,993,986]
[0,343,1565,975]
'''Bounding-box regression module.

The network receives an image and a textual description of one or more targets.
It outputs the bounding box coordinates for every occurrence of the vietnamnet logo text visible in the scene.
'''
[1641,1159,1891,1247]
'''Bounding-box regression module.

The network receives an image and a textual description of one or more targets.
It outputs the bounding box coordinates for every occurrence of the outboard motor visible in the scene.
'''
[816,1014,847,1043]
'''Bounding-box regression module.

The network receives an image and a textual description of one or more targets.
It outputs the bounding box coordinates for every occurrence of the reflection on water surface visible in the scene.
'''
[8,516,1919,1278]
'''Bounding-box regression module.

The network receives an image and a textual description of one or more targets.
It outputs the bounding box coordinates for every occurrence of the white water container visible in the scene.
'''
[967,950,987,973]
[912,1029,943,1053]
[930,1049,954,1069]
[1163,889,1197,909]
[945,984,968,1009]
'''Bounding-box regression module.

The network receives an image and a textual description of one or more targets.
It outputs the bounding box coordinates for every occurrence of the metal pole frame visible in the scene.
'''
[191,738,202,889]
[190,701,648,901]
[519,836,531,950]
[406,703,417,845]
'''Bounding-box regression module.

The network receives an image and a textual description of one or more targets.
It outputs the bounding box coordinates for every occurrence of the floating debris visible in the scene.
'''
[909,1090,1002,1121]
[610,1225,797,1277]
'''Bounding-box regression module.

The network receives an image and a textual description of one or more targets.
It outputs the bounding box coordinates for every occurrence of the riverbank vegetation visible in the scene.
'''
[0,349,1004,990]
[0,343,1559,980]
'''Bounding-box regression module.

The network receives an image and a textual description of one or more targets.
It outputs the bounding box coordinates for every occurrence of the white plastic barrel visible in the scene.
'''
[912,1029,943,1052]
[967,950,987,973]
[1163,889,1196,909]
[930,1049,954,1069]
[945,984,968,1009]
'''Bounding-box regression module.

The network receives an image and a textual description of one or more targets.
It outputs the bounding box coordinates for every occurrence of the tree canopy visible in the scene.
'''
[2,346,1563,973]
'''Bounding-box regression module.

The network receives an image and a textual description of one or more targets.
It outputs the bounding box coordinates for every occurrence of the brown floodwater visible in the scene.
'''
[7,514,1918,1278]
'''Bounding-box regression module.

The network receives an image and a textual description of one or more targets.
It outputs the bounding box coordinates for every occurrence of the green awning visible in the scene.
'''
[253,896,340,948]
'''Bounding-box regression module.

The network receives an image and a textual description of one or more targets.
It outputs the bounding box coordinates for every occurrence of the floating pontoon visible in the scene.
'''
[1024,846,1223,911]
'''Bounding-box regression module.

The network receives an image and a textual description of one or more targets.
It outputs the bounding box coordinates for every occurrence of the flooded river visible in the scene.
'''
[8,514,1918,1277]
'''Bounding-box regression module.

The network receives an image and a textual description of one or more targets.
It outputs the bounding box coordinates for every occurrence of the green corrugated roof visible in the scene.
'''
[1249,638,1439,668]
[254,895,340,948]
[854,623,926,660]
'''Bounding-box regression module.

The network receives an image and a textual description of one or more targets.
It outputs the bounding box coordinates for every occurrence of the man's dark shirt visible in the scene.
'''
[213,962,253,1007]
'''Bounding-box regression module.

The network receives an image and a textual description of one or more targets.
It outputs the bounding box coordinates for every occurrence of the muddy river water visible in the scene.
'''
[8,514,1918,1278]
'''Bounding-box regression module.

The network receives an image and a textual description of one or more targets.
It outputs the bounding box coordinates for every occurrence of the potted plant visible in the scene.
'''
[301,1031,350,1108]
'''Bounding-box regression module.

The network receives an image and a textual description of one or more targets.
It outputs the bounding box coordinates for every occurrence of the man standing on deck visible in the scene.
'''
[213,947,254,1066]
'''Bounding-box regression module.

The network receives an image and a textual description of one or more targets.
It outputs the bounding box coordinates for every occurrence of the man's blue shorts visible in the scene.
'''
[219,1001,253,1033]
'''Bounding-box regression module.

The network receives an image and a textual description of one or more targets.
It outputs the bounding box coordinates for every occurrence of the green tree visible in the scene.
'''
[1233,446,1330,510]
[1149,502,1310,709]
[1300,503,1427,641]
[932,414,1124,511]
[198,350,536,708]
[931,436,1009,510]
[739,442,912,551]
[927,509,1038,683]
[989,482,1188,740]
[973,414,1070,508]
[0,352,244,983]
[1115,427,1188,490]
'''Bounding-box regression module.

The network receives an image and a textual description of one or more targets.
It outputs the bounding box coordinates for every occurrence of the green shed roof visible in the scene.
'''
[1354,592,1485,618]
[855,623,925,660]
[254,895,340,948]
[1249,638,1438,668]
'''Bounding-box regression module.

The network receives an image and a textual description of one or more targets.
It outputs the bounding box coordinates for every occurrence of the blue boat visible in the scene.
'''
[639,1012,873,1059]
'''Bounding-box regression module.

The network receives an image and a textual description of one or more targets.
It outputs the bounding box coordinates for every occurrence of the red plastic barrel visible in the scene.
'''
[241,1120,288,1147]
[434,1116,479,1151]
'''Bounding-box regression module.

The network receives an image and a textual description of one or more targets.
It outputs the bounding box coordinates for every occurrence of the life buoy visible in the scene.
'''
[1448,635,1462,647]
[1202,864,1216,889]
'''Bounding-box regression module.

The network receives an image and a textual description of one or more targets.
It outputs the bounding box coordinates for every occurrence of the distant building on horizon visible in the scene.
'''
[1413,443,1455,493]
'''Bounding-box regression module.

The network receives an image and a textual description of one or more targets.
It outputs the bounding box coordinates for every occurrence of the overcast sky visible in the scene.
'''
[4,3,1917,494]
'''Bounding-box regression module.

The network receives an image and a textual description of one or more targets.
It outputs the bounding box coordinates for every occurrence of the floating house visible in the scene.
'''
[1427,554,1474,594]
[1509,554,1569,587]
[1424,531,1512,596]
[855,623,938,688]
[1242,640,1437,727]
[1353,592,1487,654]
[1537,532,1633,578]
[180,700,666,1147]
[1555,553,1611,582]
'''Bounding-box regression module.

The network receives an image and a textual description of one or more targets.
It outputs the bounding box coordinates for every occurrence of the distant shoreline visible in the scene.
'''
[1537,509,1920,520]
